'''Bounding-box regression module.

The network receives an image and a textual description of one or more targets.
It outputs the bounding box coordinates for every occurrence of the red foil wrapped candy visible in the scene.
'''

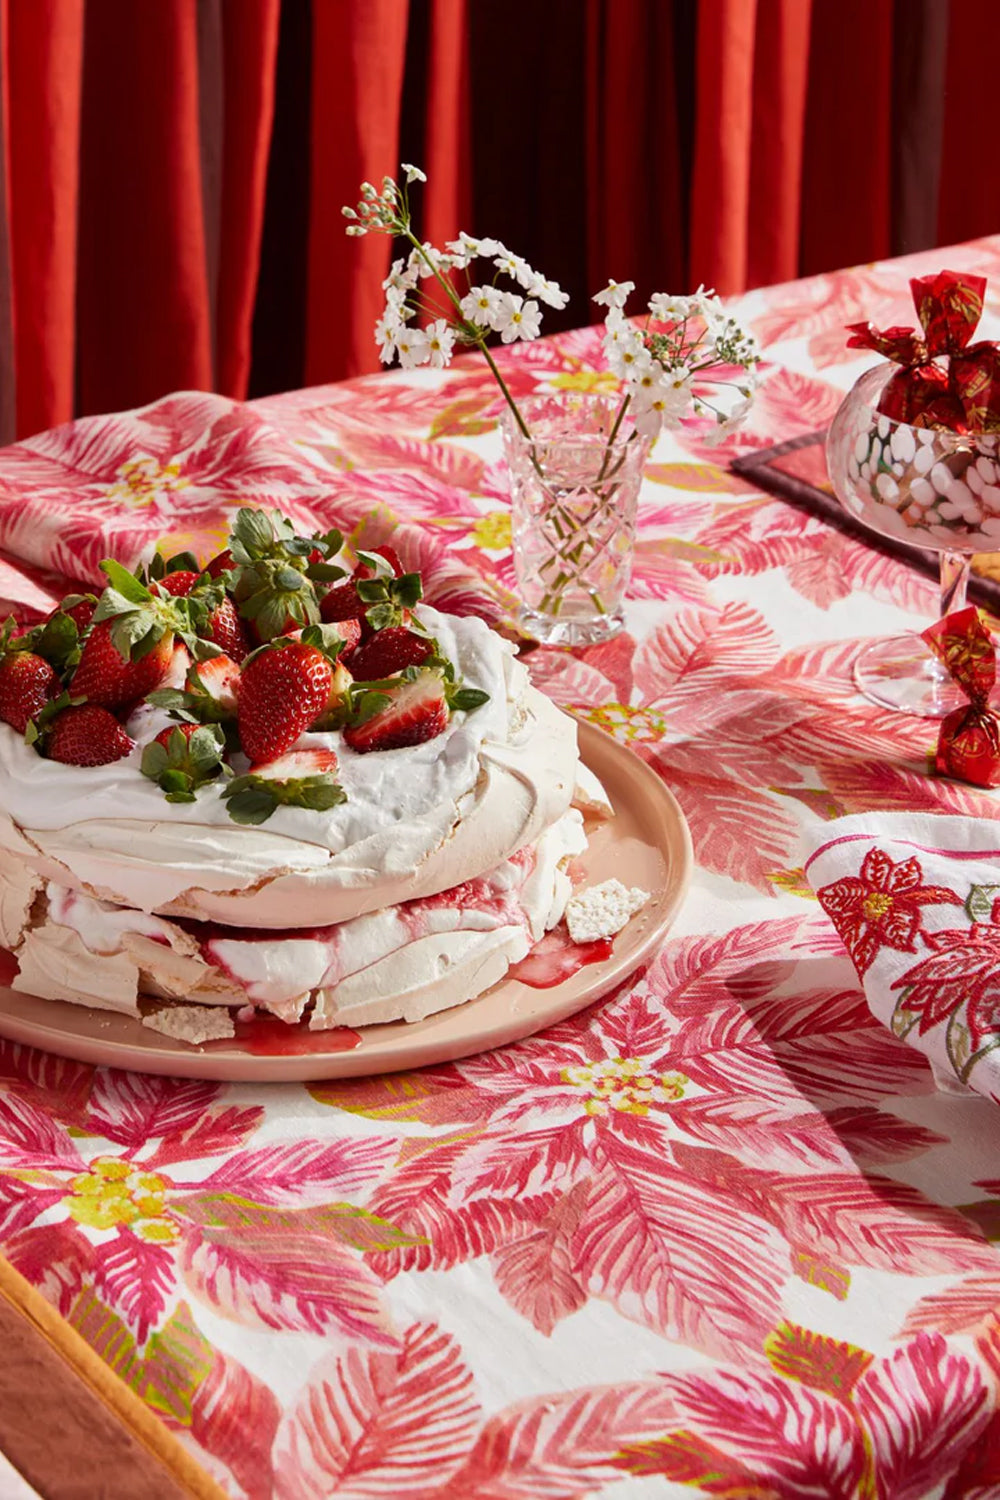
[846,270,1000,433]
[923,607,1000,787]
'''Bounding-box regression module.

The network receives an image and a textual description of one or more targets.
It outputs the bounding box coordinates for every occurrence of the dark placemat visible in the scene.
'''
[730,430,1000,615]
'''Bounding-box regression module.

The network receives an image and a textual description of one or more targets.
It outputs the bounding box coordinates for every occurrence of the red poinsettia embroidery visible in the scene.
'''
[816,848,961,976]
[892,909,1000,1048]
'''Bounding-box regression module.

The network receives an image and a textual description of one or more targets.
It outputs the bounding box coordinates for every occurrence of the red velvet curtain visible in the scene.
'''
[0,0,996,443]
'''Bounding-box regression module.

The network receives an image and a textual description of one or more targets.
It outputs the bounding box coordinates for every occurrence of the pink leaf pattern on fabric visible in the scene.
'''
[273,1323,480,1499]
[178,1199,399,1345]
[93,1228,174,1344]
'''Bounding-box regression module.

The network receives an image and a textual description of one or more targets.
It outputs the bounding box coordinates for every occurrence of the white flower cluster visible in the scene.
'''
[377,243,567,371]
[594,280,762,442]
[343,171,569,373]
[342,168,761,446]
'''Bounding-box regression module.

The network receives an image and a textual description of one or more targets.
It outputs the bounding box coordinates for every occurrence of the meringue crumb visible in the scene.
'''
[565,879,649,943]
[141,1005,236,1046]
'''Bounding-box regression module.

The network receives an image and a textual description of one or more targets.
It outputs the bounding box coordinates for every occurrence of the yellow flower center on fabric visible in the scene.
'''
[862,892,893,920]
[550,371,620,395]
[65,1157,177,1241]
[560,1057,687,1116]
[580,703,668,746]
[471,512,512,551]
[107,457,190,508]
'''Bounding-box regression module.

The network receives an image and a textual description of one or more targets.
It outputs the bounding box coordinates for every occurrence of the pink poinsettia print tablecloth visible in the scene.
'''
[0,243,1000,1498]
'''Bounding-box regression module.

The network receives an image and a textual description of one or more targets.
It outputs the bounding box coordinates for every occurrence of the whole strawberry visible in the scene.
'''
[47,705,134,766]
[205,595,249,662]
[0,652,60,733]
[141,722,225,802]
[150,570,200,598]
[344,625,433,681]
[71,623,175,707]
[237,642,333,763]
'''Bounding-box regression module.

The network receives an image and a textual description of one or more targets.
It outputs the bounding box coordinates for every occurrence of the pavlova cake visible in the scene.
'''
[0,510,646,1046]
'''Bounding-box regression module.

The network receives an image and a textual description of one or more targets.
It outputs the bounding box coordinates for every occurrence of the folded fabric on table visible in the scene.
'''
[805,811,1000,1104]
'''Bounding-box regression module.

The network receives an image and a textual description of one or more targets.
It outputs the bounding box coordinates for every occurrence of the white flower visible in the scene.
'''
[382,257,418,295]
[425,319,456,369]
[408,243,452,280]
[401,163,427,183]
[526,274,569,310]
[374,311,400,364]
[593,279,635,310]
[394,327,431,369]
[493,292,542,343]
[494,250,536,290]
[605,321,646,378]
[445,232,501,266]
[460,285,503,329]
[648,292,696,321]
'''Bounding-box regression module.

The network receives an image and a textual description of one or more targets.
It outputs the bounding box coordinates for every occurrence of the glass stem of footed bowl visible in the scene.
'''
[938,550,971,618]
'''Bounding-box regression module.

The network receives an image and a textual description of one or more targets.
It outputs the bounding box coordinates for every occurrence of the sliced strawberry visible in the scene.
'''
[46,705,134,766]
[0,652,60,733]
[70,623,175,707]
[344,626,433,681]
[223,747,344,825]
[311,659,354,731]
[150,570,200,598]
[343,669,448,753]
[335,617,362,654]
[237,642,333,763]
[250,748,340,779]
[189,655,240,717]
[141,722,225,802]
[205,595,249,662]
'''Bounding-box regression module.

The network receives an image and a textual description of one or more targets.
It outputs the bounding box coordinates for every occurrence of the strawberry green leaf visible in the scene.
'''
[448,687,490,713]
[99,559,152,606]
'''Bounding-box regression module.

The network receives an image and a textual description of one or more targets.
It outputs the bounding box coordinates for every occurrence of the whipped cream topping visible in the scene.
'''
[0,608,504,849]
[0,607,582,926]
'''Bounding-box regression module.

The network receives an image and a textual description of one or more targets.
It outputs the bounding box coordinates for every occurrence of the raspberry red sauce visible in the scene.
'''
[227,1014,361,1055]
[508,929,613,988]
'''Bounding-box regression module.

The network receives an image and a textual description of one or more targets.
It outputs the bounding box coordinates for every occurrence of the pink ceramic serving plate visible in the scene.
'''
[0,723,692,1082]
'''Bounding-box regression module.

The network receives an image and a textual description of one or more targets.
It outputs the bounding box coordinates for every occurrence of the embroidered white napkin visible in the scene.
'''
[805,811,1000,1103]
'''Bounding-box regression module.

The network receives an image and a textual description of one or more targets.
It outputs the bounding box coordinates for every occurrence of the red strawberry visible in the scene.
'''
[205,595,249,662]
[205,549,233,579]
[356,544,404,579]
[0,652,60,733]
[319,546,404,624]
[70,622,175,707]
[320,581,364,624]
[335,618,362,654]
[237,642,333,763]
[187,654,240,717]
[47,705,134,766]
[46,596,96,635]
[344,626,433,681]
[153,722,198,752]
[222,746,345,824]
[151,570,200,598]
[250,748,339,779]
[343,669,448,753]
